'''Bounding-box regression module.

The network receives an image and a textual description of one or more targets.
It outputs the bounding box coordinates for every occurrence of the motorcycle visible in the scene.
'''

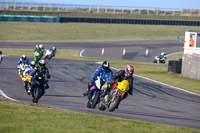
[153,56,167,63]
[44,49,55,60]
[34,51,42,64]
[98,80,129,112]
[0,53,3,64]
[87,77,105,109]
[31,72,47,103]
[18,64,32,94]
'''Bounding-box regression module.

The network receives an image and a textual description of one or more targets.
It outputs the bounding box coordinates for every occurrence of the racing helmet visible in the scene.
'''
[36,45,39,50]
[52,46,56,51]
[39,59,46,67]
[22,54,27,61]
[102,61,110,72]
[161,52,165,56]
[30,61,35,68]
[125,64,134,77]
[39,44,43,49]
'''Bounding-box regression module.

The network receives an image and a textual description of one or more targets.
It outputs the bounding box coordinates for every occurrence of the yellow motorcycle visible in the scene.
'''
[98,80,129,112]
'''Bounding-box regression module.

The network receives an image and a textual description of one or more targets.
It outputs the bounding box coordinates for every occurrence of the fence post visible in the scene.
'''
[43,5,45,12]
[58,5,60,12]
[114,7,116,14]
[97,5,99,13]
[147,8,149,15]
[6,2,8,10]
[139,9,141,15]
[164,9,166,15]
[173,9,175,15]
[65,4,67,12]
[29,4,31,11]
[21,3,23,11]
[190,9,192,16]
[199,10,200,16]
[14,2,16,11]
[89,5,91,13]
[105,6,107,13]
[50,5,52,12]
[130,7,133,14]
[122,7,124,14]
[36,5,38,12]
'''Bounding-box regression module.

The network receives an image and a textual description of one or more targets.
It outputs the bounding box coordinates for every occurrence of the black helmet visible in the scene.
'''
[102,61,110,72]
[39,59,46,67]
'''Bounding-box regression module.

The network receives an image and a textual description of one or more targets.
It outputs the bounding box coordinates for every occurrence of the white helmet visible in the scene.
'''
[161,52,165,56]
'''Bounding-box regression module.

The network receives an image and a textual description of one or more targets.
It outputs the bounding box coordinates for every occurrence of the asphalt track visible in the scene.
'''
[0,40,200,129]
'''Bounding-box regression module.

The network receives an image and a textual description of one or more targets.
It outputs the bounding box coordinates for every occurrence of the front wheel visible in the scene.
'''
[32,87,39,103]
[91,92,100,109]
[108,95,121,112]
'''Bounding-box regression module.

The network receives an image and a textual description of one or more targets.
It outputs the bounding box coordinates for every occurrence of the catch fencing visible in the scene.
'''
[0,2,200,16]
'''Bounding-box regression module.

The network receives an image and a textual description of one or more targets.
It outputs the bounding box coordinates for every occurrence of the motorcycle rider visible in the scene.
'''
[51,46,57,57]
[83,61,113,98]
[34,44,44,57]
[45,46,57,59]
[30,59,50,93]
[109,64,134,99]
[0,50,3,63]
[17,55,30,75]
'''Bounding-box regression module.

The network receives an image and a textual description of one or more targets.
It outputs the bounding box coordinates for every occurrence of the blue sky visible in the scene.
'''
[1,0,200,9]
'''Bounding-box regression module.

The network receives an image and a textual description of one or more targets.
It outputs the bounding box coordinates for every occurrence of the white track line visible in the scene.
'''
[0,89,18,101]
[80,49,85,57]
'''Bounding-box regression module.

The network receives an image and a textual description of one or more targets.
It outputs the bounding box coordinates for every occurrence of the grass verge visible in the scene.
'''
[0,96,199,133]
[1,22,200,41]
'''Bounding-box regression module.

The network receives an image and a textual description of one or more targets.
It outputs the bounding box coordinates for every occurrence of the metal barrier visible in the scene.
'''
[59,17,200,26]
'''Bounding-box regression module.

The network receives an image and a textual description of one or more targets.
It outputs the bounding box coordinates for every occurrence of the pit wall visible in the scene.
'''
[182,48,200,80]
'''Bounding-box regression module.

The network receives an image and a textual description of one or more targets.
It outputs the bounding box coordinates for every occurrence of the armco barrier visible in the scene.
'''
[1,15,200,26]
[0,15,59,23]
[59,17,200,26]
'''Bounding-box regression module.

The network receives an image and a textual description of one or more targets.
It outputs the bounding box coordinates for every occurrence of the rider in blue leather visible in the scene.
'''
[83,61,113,97]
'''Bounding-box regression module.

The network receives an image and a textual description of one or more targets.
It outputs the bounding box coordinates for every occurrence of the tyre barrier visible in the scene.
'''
[168,59,182,73]
[0,15,59,23]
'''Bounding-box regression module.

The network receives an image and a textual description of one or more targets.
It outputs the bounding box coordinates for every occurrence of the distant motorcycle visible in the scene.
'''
[44,49,55,60]
[0,53,3,64]
[153,56,167,63]
[98,80,129,112]
[31,71,47,103]
[34,51,42,64]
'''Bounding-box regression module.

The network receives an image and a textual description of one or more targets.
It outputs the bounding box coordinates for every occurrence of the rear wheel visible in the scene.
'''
[108,95,121,112]
[98,103,106,111]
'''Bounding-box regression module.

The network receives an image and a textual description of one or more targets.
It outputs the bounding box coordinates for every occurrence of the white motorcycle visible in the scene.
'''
[0,53,3,64]
[153,56,167,63]
[45,49,55,60]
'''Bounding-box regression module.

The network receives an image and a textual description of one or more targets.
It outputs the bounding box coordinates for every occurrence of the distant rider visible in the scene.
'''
[34,44,44,57]
[0,50,3,63]
[51,46,57,57]
[83,61,113,98]
[30,59,50,92]
[17,55,30,75]
[109,64,134,99]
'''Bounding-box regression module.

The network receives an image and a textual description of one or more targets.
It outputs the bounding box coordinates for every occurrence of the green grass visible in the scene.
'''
[0,101,199,133]
[2,49,200,94]
[1,22,200,41]
[1,11,200,21]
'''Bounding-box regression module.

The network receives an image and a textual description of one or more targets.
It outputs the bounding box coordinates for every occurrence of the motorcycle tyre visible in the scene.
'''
[32,87,41,103]
[98,103,106,111]
[108,95,121,112]
[91,92,100,109]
